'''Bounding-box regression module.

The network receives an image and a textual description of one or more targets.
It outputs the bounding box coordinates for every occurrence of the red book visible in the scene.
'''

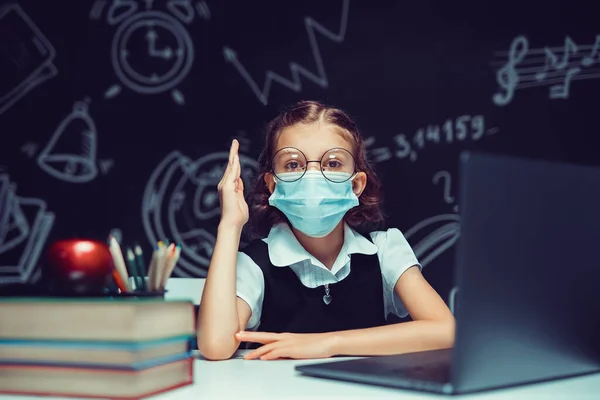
[0,357,194,399]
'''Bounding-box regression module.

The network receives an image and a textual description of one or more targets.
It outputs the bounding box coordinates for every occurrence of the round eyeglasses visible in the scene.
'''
[271,147,356,183]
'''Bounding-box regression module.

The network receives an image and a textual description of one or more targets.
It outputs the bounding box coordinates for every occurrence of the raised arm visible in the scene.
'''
[197,140,251,360]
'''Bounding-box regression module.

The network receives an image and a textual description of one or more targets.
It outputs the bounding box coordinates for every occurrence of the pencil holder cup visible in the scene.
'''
[126,276,166,298]
[128,276,143,291]
[108,291,166,299]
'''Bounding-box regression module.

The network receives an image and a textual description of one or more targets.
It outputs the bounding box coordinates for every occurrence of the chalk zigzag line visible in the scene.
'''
[223,0,350,105]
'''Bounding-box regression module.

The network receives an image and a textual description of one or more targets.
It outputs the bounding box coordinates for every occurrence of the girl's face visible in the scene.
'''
[264,122,367,196]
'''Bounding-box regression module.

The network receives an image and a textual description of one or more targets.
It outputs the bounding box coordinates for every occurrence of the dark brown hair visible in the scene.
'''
[246,100,385,239]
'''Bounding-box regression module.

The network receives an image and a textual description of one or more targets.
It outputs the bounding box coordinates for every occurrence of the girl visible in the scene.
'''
[197,101,455,361]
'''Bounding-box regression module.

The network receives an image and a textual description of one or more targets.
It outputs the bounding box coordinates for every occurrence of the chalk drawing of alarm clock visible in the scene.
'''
[94,0,205,105]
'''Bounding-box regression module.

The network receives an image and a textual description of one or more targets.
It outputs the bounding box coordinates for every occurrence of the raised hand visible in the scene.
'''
[217,139,249,229]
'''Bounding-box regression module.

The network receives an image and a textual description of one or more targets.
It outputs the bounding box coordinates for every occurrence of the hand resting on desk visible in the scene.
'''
[235,331,336,360]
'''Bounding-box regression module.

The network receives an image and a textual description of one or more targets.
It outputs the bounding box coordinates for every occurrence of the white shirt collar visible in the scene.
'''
[262,222,378,271]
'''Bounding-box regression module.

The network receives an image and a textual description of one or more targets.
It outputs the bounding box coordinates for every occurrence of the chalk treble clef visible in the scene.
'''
[492,35,529,107]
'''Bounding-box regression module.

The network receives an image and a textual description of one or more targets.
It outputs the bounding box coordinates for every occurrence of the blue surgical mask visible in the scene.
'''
[268,171,359,238]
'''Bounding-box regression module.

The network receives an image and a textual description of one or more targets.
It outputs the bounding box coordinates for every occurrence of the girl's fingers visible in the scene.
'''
[232,154,241,183]
[229,139,236,164]
[231,139,239,157]
[220,141,237,188]
[237,174,245,193]
[221,139,241,189]
[243,342,277,360]
[219,157,232,186]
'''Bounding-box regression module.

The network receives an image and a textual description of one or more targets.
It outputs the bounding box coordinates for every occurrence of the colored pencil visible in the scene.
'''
[134,245,147,291]
[147,247,159,291]
[153,243,170,291]
[160,244,181,290]
[111,268,128,293]
[125,248,139,290]
[108,236,130,291]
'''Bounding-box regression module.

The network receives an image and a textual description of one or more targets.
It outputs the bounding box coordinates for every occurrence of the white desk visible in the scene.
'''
[5,350,600,400]
[158,280,599,399]
[9,279,597,399]
[171,351,600,400]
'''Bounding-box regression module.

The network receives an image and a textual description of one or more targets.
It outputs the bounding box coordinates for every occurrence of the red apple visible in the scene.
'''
[45,239,114,295]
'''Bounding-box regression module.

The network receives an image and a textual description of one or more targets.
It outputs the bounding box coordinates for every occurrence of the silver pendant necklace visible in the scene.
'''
[323,284,332,305]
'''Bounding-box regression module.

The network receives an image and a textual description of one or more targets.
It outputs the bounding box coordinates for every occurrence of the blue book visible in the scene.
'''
[0,335,196,370]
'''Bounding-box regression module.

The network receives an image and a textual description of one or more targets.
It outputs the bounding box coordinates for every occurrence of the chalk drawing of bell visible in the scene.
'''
[37,101,98,184]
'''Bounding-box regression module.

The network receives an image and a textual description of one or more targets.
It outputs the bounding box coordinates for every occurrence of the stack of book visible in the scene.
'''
[0,297,196,399]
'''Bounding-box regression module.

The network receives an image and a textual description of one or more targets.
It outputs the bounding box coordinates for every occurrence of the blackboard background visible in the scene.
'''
[1,0,599,307]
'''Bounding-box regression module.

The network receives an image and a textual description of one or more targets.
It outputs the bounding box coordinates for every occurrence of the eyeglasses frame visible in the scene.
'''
[270,146,358,183]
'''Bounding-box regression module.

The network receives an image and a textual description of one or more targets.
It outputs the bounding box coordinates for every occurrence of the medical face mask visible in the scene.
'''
[268,171,359,238]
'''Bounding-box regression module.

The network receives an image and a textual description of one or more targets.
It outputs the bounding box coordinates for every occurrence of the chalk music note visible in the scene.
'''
[533,36,581,99]
[582,35,600,67]
[549,67,581,99]
[535,36,578,81]
[492,35,528,107]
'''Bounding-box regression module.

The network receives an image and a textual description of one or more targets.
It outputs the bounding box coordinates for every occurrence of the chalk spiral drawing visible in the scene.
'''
[142,148,258,277]
[0,174,55,284]
[21,100,113,183]
[403,170,461,314]
[492,34,600,106]
[365,115,498,163]
[223,0,350,105]
[0,4,57,115]
[90,0,210,105]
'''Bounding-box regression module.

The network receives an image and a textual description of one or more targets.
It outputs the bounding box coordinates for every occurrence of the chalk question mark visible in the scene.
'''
[432,170,458,212]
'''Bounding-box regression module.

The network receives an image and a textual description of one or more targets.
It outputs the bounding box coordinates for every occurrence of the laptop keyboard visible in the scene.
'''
[389,361,451,383]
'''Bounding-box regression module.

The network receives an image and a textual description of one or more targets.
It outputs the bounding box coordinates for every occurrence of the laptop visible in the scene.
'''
[296,151,600,395]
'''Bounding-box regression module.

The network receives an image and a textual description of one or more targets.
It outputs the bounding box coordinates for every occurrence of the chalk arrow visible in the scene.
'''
[222,0,350,106]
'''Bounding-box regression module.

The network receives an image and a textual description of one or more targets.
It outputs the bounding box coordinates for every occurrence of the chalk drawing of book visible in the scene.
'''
[37,101,99,184]
[0,175,55,284]
[0,4,57,115]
